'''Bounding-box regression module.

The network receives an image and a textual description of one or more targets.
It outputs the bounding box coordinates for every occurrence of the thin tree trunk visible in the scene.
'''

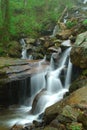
[1,0,10,43]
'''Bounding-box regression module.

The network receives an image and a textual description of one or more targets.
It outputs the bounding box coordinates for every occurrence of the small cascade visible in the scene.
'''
[58,47,71,67]
[83,0,87,4]
[30,72,46,98]
[38,55,46,66]
[46,65,65,94]
[65,58,72,89]
[28,55,33,60]
[20,38,27,59]
[50,25,59,37]
[63,12,68,23]
[50,54,55,70]
[20,38,34,60]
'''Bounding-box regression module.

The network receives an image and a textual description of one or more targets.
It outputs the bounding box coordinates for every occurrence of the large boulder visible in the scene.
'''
[70,31,87,68]
[43,86,87,129]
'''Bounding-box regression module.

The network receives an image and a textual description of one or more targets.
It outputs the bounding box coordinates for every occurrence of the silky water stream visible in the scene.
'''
[0,47,72,129]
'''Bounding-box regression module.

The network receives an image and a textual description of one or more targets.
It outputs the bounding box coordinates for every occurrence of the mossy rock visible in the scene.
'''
[82,69,87,76]
[7,41,22,58]
[67,122,83,130]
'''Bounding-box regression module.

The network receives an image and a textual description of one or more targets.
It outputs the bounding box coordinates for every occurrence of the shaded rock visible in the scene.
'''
[70,31,87,68]
[43,126,58,130]
[57,114,73,124]
[77,112,87,128]
[69,78,87,93]
[50,119,66,130]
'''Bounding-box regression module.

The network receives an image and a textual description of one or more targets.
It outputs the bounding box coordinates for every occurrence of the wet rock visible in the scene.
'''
[11,124,25,130]
[33,120,43,128]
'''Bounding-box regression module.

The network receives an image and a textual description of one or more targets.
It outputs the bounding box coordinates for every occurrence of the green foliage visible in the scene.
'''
[0,0,76,39]
[66,20,77,29]
[82,69,87,76]
[70,125,82,130]
[82,19,87,25]
[0,47,4,55]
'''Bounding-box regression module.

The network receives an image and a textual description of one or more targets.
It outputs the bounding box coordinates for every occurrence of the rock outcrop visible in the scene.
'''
[70,31,87,69]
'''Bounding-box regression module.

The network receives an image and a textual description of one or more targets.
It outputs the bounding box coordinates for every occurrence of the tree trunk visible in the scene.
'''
[1,0,10,44]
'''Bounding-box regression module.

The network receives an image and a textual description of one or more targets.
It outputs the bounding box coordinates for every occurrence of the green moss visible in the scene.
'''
[82,69,87,76]
[66,20,77,29]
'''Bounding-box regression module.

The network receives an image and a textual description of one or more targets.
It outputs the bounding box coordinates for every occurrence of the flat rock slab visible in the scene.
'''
[0,57,49,83]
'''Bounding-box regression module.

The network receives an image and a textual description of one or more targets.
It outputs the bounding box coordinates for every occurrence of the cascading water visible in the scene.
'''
[0,46,72,128]
[20,38,27,59]
[83,0,87,4]
[20,38,33,60]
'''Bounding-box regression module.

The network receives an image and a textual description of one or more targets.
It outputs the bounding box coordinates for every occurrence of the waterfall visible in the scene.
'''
[64,58,72,89]
[28,55,33,60]
[83,0,87,4]
[20,38,27,59]
[0,47,73,128]
[20,38,33,60]
[50,25,59,37]
[32,47,72,115]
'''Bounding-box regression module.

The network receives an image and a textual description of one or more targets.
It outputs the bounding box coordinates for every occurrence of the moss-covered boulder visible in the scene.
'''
[70,31,87,68]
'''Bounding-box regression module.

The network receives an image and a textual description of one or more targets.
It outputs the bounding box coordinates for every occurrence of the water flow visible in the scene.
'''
[83,0,87,4]
[64,58,72,89]
[32,47,72,114]
[20,38,27,59]
[0,47,72,128]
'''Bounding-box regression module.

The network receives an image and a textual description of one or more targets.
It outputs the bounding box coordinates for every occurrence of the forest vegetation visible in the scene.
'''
[0,0,75,48]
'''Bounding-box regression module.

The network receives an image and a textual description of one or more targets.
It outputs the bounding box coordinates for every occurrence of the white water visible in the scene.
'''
[20,38,27,59]
[20,38,33,60]
[65,58,72,89]
[0,46,72,128]
[50,25,59,37]
[31,47,72,116]
[83,0,87,4]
